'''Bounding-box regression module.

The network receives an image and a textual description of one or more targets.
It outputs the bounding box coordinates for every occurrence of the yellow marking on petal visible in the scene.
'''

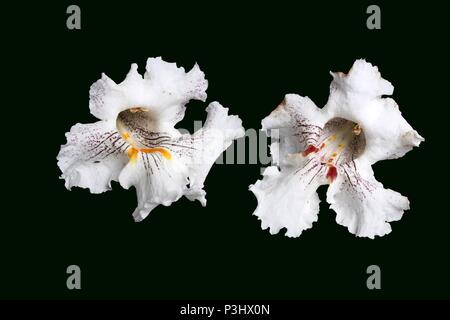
[140,147,172,160]
[338,144,344,148]
[122,132,130,140]
[127,147,139,163]
[332,152,337,157]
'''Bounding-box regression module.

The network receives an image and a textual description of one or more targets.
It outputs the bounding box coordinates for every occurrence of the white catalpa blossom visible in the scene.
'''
[58,57,244,221]
[250,60,423,238]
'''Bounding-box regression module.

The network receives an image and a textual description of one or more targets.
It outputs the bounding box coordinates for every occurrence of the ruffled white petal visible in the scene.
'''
[323,59,424,164]
[329,59,394,98]
[183,102,245,205]
[359,97,423,164]
[251,94,328,237]
[89,74,125,121]
[89,57,208,127]
[145,57,208,103]
[261,94,326,167]
[326,159,410,238]
[57,121,129,193]
[117,102,244,221]
[250,157,327,237]
[118,151,190,222]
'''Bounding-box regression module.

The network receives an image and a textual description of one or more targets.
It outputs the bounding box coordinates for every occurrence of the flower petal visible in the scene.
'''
[326,159,410,238]
[89,73,125,121]
[118,150,190,222]
[118,102,244,221]
[360,97,424,163]
[183,102,245,205]
[329,59,394,98]
[250,158,327,237]
[57,121,129,193]
[89,57,208,126]
[261,94,326,166]
[323,59,424,164]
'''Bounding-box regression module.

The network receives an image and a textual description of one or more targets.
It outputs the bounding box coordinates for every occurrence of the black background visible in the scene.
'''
[2,1,448,299]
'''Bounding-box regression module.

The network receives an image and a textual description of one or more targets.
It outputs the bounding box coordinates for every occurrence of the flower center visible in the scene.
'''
[116,108,172,162]
[303,118,366,182]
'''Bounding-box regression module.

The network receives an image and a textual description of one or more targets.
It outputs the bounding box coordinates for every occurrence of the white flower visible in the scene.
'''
[250,60,423,238]
[58,57,244,222]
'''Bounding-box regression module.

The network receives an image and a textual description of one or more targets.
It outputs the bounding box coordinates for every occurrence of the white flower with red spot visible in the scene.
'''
[57,57,244,221]
[250,60,423,238]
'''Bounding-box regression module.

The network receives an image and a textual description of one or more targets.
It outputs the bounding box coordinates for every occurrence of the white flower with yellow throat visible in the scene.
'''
[58,57,244,222]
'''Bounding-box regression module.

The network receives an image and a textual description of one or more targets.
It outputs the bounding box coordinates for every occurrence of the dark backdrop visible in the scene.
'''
[2,1,448,299]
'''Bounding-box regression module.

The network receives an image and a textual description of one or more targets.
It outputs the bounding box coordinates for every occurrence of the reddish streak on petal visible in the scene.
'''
[326,165,338,182]
[303,145,319,156]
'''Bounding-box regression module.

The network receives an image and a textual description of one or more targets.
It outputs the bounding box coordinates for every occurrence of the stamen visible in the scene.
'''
[353,124,362,135]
